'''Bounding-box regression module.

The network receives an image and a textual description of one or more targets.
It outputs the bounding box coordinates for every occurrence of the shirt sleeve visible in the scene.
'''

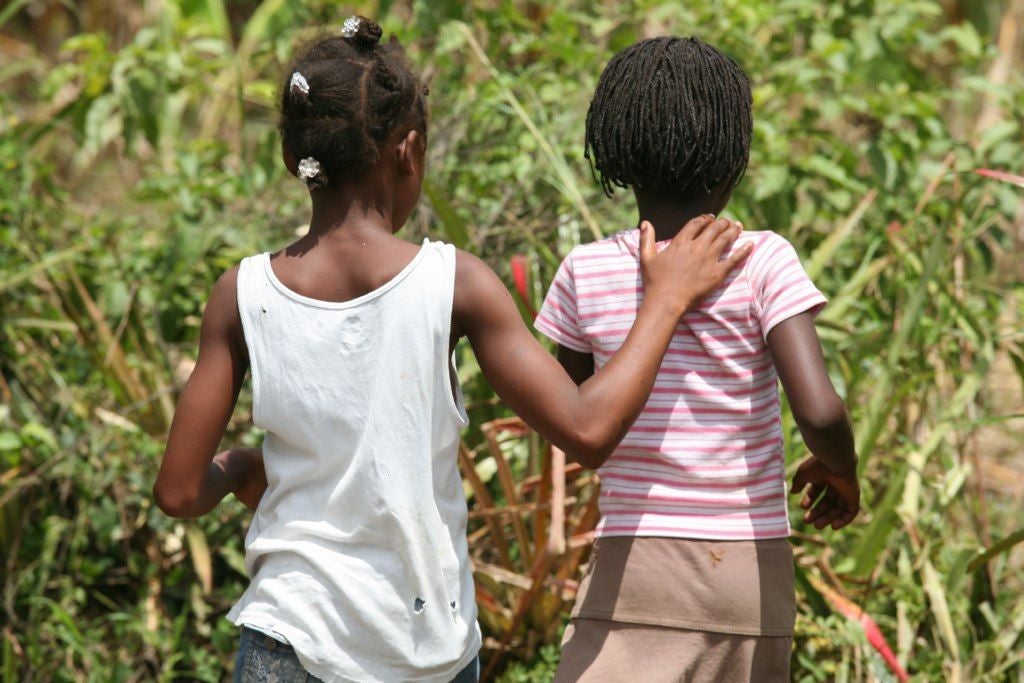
[745,232,828,340]
[535,251,592,353]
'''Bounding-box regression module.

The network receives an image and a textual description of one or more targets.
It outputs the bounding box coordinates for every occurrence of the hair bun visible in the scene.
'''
[342,16,382,48]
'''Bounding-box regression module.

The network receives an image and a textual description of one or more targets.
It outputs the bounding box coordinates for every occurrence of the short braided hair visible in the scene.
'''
[584,36,752,199]
[280,17,428,189]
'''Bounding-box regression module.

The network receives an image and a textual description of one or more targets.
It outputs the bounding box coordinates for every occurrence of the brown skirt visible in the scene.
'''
[555,536,795,682]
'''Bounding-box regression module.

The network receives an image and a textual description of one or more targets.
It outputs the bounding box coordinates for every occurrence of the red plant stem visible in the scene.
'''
[510,254,537,319]
[814,578,910,682]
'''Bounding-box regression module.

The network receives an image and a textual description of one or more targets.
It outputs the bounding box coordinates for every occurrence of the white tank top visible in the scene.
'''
[226,239,479,682]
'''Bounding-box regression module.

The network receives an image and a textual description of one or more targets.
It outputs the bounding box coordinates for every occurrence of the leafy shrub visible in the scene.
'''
[1,0,1022,679]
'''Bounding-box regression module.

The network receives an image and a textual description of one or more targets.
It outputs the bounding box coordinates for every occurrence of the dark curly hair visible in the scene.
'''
[280,17,428,190]
[584,36,752,200]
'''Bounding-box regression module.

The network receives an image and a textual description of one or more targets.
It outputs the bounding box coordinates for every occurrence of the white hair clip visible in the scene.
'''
[297,157,321,181]
[342,16,360,38]
[290,71,309,95]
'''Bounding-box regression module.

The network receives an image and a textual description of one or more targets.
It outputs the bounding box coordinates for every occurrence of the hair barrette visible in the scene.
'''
[290,71,309,95]
[341,16,360,38]
[297,157,321,181]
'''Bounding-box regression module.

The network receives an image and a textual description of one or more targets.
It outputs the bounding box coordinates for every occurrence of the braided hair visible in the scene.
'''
[584,37,752,199]
[280,17,428,190]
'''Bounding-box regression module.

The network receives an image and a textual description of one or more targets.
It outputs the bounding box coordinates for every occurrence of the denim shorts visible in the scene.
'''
[233,625,480,682]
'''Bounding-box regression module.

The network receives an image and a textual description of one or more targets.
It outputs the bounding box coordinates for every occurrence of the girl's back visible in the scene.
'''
[227,238,478,680]
[537,228,825,540]
[537,36,858,682]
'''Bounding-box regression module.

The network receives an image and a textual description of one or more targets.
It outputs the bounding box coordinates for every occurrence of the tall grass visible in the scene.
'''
[1,0,1023,680]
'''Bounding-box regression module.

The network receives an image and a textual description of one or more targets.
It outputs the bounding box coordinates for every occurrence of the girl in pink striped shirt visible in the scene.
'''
[536,37,860,682]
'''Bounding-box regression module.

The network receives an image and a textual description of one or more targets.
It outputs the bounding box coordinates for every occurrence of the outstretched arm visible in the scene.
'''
[768,312,859,530]
[153,268,264,518]
[456,216,750,469]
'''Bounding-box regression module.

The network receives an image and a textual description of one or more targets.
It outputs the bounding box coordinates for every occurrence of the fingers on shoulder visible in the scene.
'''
[724,238,754,268]
[680,214,716,239]
[638,221,654,257]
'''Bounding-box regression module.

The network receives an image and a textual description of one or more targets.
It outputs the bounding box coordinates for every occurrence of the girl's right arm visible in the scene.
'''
[454,216,750,469]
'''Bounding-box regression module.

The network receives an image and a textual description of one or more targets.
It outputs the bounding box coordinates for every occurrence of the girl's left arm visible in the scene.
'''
[154,267,260,518]
[768,312,859,530]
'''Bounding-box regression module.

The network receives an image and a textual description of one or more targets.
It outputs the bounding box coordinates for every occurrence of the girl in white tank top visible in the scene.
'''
[154,15,751,683]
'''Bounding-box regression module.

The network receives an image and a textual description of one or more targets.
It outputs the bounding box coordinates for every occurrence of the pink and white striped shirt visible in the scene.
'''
[535,229,827,540]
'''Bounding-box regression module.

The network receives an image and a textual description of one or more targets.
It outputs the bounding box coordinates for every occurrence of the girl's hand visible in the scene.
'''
[215,447,267,510]
[639,216,751,317]
[791,455,860,530]
[453,216,752,469]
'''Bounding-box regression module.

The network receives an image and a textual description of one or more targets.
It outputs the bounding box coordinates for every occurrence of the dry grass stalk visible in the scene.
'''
[459,418,600,678]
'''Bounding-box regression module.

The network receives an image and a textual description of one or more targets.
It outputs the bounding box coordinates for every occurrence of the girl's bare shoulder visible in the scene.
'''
[201,265,246,353]
[451,248,517,337]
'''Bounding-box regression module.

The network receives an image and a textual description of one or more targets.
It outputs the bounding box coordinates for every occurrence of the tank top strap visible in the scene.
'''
[407,239,457,330]
[414,241,468,427]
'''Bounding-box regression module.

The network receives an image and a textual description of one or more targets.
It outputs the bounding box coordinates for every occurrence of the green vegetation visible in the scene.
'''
[2,0,1022,680]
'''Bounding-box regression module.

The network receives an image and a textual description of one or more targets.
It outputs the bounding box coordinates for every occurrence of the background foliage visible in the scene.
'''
[2,0,1023,680]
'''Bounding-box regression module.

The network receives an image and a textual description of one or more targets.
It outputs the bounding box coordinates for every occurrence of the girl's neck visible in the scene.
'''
[634,186,731,241]
[305,185,396,241]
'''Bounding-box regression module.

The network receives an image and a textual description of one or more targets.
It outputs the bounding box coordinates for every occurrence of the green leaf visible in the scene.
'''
[922,559,961,663]
[941,24,983,58]
[753,164,789,200]
[21,422,58,451]
[968,528,1024,572]
[0,242,87,293]
[805,189,876,280]
[423,178,471,250]
[803,156,869,194]
[79,94,122,165]
[0,431,21,451]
